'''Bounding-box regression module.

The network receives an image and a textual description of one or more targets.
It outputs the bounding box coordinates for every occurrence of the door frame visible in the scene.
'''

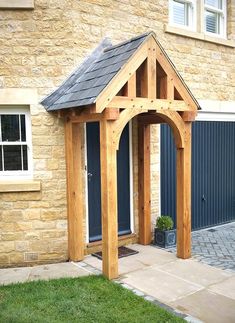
[84,121,134,243]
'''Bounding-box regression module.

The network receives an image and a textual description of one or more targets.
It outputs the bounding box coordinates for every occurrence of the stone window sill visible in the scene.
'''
[165,25,235,48]
[0,180,41,193]
[0,0,34,9]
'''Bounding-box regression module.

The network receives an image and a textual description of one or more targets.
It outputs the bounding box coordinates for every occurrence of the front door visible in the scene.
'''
[86,122,131,242]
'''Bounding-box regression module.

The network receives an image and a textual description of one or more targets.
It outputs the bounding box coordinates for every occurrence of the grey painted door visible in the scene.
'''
[86,122,131,242]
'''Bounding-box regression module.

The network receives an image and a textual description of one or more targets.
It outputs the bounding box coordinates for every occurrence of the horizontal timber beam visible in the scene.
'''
[109,96,189,111]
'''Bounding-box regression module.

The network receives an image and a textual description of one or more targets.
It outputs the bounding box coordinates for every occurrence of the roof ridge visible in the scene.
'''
[104,31,154,53]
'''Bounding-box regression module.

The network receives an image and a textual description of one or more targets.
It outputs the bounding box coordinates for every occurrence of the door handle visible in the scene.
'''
[87,173,93,181]
[202,194,206,202]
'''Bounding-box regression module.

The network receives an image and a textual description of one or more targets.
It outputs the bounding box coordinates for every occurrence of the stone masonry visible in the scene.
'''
[0,0,234,267]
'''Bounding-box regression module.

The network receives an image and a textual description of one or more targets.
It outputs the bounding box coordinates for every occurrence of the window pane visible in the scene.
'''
[1,115,20,141]
[205,0,222,9]
[3,145,22,170]
[205,10,219,33]
[0,146,2,171]
[20,115,26,141]
[22,145,28,170]
[173,1,188,26]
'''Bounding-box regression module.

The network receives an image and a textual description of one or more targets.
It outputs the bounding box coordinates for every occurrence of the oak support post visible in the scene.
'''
[100,119,119,279]
[138,123,151,245]
[64,118,84,261]
[176,122,192,259]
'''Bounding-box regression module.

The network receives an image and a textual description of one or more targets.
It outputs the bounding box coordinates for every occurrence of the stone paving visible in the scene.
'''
[166,222,235,272]
[0,261,99,286]
[84,244,235,323]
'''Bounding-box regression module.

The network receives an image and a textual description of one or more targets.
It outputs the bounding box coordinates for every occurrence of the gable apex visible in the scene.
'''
[40,32,200,112]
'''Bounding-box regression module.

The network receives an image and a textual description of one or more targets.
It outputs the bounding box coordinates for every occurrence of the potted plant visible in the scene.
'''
[154,215,176,248]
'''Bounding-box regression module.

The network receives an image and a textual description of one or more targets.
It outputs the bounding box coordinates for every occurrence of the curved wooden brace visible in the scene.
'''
[155,110,185,148]
[111,107,148,150]
[110,108,185,150]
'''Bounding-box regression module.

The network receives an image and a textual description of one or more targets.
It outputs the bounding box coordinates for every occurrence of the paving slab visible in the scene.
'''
[28,262,90,281]
[155,258,232,287]
[0,262,91,286]
[0,267,31,286]
[84,244,178,276]
[169,289,235,323]
[127,244,177,266]
[208,276,235,300]
[121,266,203,303]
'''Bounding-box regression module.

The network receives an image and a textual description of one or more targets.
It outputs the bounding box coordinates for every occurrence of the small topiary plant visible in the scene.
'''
[156,215,174,231]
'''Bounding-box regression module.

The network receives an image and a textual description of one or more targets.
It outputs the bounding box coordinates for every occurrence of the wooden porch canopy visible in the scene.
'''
[41,32,200,279]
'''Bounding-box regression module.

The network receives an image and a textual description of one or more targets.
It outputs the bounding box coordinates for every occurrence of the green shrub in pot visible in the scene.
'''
[154,215,176,248]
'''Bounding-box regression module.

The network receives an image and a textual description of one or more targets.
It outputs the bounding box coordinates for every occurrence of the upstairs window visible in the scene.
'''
[169,0,195,30]
[0,108,32,179]
[204,0,226,37]
[169,0,227,39]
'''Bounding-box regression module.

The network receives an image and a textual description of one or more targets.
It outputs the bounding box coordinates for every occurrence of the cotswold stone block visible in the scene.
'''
[15,222,33,231]
[24,231,40,240]
[32,220,55,230]
[23,209,41,220]
[15,241,29,252]
[0,241,15,253]
[2,233,23,241]
[41,210,60,221]
[2,210,23,222]
[9,253,24,265]
[0,254,9,265]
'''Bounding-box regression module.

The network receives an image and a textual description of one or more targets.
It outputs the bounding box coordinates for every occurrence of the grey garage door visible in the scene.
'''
[161,121,235,230]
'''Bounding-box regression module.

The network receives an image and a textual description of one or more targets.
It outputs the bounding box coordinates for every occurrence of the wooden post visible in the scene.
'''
[167,76,174,100]
[138,123,151,245]
[100,119,118,279]
[176,122,192,258]
[64,118,84,261]
[147,38,157,99]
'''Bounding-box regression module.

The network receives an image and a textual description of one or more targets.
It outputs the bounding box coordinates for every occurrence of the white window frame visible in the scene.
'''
[169,0,196,31]
[0,0,34,9]
[0,106,33,180]
[203,0,227,38]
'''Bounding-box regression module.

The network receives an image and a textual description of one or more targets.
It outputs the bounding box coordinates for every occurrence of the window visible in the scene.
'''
[0,107,32,179]
[204,0,226,37]
[169,0,227,40]
[169,0,196,30]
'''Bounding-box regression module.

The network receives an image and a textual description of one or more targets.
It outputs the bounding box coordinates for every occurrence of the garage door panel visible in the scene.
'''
[161,121,235,230]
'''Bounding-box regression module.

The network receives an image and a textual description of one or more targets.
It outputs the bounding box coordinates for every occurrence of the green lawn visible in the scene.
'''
[0,275,184,323]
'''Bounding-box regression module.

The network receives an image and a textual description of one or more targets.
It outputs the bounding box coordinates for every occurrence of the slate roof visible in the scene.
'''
[41,31,200,111]
[41,33,151,111]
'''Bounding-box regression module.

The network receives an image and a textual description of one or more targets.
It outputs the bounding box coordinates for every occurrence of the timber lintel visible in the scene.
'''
[109,96,189,111]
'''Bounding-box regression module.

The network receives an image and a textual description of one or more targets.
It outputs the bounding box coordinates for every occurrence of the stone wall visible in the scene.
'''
[0,0,234,267]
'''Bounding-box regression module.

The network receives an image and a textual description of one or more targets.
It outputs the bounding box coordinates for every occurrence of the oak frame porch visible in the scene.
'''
[62,38,197,279]
[42,32,199,280]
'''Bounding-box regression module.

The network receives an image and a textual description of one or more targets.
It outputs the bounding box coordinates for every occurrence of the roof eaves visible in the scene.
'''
[40,37,112,111]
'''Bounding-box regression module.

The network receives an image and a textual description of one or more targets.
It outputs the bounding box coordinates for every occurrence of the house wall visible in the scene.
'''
[0,0,234,267]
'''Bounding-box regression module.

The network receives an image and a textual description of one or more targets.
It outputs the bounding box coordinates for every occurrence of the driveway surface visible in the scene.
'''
[167,222,235,272]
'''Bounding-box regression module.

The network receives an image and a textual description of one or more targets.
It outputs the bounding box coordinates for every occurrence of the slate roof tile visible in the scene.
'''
[41,33,150,111]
